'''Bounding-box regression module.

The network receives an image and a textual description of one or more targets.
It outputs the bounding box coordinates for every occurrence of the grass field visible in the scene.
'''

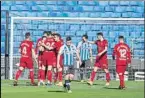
[1,80,144,98]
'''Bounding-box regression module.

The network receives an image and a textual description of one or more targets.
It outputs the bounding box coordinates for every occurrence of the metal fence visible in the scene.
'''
[1,56,144,81]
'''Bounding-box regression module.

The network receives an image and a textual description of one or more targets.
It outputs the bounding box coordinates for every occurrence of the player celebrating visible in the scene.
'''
[112,36,131,89]
[77,34,93,82]
[41,31,56,86]
[35,31,48,85]
[54,33,64,86]
[87,32,110,86]
[13,32,37,86]
[57,36,82,93]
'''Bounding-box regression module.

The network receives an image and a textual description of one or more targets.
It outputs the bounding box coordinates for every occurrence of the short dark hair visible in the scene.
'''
[25,32,30,38]
[43,31,48,35]
[54,33,61,38]
[47,31,52,36]
[97,32,103,36]
[42,36,47,39]
[66,36,71,41]
[82,34,88,39]
[119,35,124,39]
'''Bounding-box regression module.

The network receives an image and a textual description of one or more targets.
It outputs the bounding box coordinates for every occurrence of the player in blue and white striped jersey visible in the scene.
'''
[57,36,82,93]
[77,34,93,82]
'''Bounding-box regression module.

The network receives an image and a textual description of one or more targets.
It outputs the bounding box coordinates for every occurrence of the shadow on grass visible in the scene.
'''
[103,87,119,90]
[47,90,64,93]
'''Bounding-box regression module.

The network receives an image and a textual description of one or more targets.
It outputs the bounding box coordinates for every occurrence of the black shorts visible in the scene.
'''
[80,60,91,68]
[64,66,74,75]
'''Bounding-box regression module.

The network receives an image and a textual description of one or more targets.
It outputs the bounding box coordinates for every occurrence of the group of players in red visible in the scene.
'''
[14,31,64,86]
[13,31,131,90]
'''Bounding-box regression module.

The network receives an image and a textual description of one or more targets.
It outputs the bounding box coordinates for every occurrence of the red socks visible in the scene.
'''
[47,70,52,82]
[38,69,42,82]
[15,70,22,80]
[90,71,96,82]
[54,72,58,83]
[106,72,110,82]
[41,70,45,81]
[29,71,34,84]
[58,71,63,82]
[119,74,125,87]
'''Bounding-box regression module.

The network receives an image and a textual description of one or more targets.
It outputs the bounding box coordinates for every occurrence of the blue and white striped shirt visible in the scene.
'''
[77,41,92,61]
[59,44,77,66]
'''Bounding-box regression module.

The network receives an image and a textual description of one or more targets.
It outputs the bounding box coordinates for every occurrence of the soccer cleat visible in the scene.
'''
[56,82,63,86]
[46,82,52,87]
[31,82,38,86]
[67,90,72,93]
[87,81,93,86]
[13,81,18,86]
[118,86,126,90]
[80,80,84,83]
[105,82,110,86]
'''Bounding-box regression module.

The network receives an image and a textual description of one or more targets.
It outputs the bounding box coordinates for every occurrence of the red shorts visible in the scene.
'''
[20,57,33,69]
[116,65,127,74]
[42,51,56,66]
[94,56,108,69]
[38,54,43,67]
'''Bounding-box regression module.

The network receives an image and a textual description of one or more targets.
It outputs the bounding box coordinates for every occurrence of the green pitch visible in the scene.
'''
[2,80,144,98]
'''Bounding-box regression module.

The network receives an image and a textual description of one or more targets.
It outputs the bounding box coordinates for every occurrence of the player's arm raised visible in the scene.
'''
[88,41,96,44]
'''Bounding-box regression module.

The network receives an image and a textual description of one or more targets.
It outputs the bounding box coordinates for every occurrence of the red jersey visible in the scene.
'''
[20,40,34,57]
[44,37,56,52]
[95,39,108,58]
[35,38,42,54]
[113,43,131,65]
[55,39,64,54]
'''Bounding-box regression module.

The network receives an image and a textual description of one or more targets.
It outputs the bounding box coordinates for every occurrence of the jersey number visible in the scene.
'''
[119,49,126,58]
[46,42,55,48]
[22,47,27,54]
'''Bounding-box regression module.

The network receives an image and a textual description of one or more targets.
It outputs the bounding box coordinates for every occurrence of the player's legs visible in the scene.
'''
[117,65,126,89]
[80,61,85,82]
[40,65,46,85]
[56,67,63,86]
[53,67,58,84]
[104,68,111,86]
[47,65,53,85]
[14,66,24,86]
[27,59,37,85]
[14,57,25,86]
[63,66,74,93]
[87,66,99,85]
[38,55,43,82]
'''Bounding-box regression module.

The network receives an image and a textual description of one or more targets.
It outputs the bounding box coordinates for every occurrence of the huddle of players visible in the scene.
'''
[13,31,131,92]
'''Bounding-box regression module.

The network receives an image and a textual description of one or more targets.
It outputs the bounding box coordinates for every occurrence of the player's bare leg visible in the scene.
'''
[63,74,74,93]
[56,67,63,86]
[104,68,111,86]
[46,66,53,86]
[13,67,24,86]
[87,67,98,85]
[53,67,58,84]
[39,65,46,86]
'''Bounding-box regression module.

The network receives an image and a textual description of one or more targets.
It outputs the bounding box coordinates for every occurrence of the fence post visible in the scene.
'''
[5,11,9,79]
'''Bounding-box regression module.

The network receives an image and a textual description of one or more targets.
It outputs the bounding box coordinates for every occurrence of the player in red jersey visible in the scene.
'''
[112,36,131,89]
[87,32,111,86]
[13,32,37,86]
[35,31,48,85]
[54,33,64,86]
[40,31,56,85]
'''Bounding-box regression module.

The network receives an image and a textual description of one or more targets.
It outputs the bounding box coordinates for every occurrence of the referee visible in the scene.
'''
[77,34,93,82]
[57,36,82,93]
